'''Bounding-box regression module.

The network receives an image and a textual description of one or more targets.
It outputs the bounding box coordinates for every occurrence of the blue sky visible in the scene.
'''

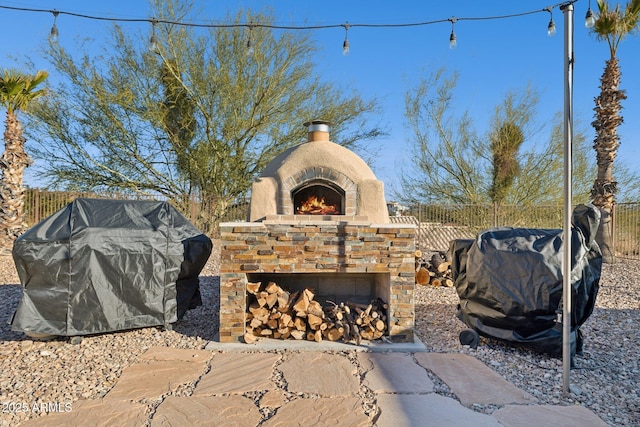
[1,1,638,196]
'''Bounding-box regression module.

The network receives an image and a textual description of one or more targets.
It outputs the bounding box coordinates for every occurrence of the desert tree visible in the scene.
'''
[26,1,383,227]
[589,0,640,262]
[0,69,47,249]
[398,68,594,210]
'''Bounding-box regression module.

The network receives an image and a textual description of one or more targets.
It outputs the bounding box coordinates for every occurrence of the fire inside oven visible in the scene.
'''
[293,181,344,215]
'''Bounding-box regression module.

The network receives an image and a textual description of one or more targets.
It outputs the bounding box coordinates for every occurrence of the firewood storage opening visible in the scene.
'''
[244,273,390,344]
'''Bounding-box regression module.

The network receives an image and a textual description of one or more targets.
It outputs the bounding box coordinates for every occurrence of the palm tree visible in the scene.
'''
[590,0,640,263]
[0,69,48,250]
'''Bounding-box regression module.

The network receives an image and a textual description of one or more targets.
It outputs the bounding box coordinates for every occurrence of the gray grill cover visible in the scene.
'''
[11,198,211,337]
[450,204,602,356]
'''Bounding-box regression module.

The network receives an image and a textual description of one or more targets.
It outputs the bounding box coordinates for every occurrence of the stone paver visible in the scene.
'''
[358,352,434,393]
[151,395,262,427]
[263,397,369,427]
[375,394,502,427]
[23,347,612,426]
[193,352,280,395]
[414,353,536,407]
[279,352,360,396]
[491,404,609,427]
[106,359,208,401]
[19,399,148,427]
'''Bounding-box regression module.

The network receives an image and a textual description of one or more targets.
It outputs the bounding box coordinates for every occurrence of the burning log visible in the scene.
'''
[415,250,454,287]
[296,195,339,215]
[243,281,388,345]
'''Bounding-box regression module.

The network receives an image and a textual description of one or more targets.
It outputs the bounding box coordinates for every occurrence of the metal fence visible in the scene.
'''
[22,189,640,260]
[406,202,640,260]
[22,189,246,238]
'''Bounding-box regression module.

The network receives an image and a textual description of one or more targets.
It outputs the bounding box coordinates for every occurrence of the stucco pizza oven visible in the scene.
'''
[248,120,389,222]
[218,121,416,344]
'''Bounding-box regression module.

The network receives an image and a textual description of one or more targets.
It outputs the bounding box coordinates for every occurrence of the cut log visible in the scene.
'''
[431,253,444,270]
[248,301,261,314]
[307,300,324,318]
[243,332,258,344]
[265,293,278,309]
[290,330,305,340]
[307,313,324,330]
[246,282,261,295]
[264,281,280,294]
[416,267,431,285]
[326,327,343,341]
[437,261,451,274]
[303,288,315,302]
[277,293,290,311]
[293,316,307,332]
[292,292,310,315]
[280,313,292,328]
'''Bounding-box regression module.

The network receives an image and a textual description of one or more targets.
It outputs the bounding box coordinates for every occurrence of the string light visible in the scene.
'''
[449,17,457,49]
[149,19,159,53]
[342,23,350,56]
[545,7,557,37]
[0,1,578,51]
[50,10,59,41]
[246,24,254,55]
[585,0,596,28]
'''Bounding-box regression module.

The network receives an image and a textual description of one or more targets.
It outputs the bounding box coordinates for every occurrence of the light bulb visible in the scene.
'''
[342,23,350,56]
[448,17,457,50]
[547,19,556,37]
[585,9,596,28]
[50,24,59,41]
[246,25,255,56]
[50,10,59,41]
[149,33,159,53]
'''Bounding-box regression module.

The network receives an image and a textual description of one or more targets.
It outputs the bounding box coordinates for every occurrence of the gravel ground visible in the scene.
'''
[0,242,638,426]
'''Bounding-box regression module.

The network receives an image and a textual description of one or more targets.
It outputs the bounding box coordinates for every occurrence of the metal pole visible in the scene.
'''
[561,2,574,396]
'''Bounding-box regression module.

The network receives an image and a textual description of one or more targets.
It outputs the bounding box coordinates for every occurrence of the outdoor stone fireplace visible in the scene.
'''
[218,121,416,343]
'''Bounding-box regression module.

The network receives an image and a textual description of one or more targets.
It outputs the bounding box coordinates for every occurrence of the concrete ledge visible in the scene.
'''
[205,334,427,353]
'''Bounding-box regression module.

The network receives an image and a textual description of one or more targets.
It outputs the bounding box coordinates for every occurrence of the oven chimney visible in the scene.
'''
[304,120,330,142]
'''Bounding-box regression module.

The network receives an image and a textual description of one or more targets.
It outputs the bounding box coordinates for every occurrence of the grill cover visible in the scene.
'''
[450,204,602,356]
[11,198,211,337]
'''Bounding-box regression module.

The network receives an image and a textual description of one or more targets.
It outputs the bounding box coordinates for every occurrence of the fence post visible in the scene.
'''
[611,202,616,257]
[35,188,40,224]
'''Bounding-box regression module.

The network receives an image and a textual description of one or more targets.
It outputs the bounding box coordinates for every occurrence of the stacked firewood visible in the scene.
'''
[244,281,388,345]
[415,250,454,287]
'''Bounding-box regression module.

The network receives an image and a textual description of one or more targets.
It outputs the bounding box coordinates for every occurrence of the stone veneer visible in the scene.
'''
[219,216,416,343]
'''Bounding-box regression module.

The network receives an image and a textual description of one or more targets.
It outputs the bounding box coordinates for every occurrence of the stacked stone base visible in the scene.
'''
[219,217,416,343]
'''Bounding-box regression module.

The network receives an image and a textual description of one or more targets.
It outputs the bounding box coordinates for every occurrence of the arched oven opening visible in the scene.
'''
[293,181,344,215]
